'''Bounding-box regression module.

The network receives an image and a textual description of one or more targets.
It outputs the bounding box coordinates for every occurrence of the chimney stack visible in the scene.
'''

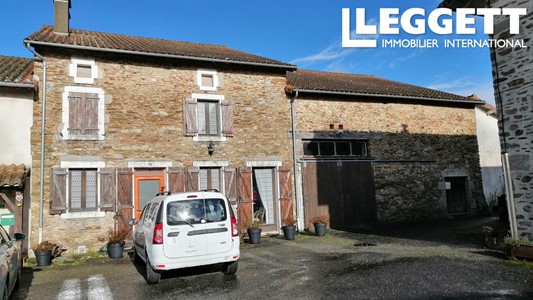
[54,0,71,35]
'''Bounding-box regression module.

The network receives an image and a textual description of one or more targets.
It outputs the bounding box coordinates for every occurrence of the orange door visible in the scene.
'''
[134,169,165,220]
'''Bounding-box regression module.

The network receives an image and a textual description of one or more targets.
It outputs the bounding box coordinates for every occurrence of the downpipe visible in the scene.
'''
[25,43,47,243]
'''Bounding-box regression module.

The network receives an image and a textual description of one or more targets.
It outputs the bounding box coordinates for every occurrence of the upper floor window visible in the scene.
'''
[183,94,233,141]
[197,69,219,91]
[69,58,99,84]
[62,86,105,140]
[303,140,369,157]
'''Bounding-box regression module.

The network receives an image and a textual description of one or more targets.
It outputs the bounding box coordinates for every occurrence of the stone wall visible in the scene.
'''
[491,0,533,238]
[295,97,484,223]
[30,49,293,252]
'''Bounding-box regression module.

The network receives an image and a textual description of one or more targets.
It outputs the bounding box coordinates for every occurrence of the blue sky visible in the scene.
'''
[2,0,496,104]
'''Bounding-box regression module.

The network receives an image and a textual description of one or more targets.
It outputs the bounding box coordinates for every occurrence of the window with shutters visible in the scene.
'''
[69,169,98,211]
[184,94,232,142]
[196,69,219,91]
[198,100,220,136]
[62,86,105,140]
[69,58,99,84]
[50,160,113,218]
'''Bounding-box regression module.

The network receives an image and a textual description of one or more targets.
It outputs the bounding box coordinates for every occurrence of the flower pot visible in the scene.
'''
[35,251,52,266]
[314,223,327,236]
[247,228,262,244]
[107,242,125,259]
[282,225,296,240]
[510,244,533,260]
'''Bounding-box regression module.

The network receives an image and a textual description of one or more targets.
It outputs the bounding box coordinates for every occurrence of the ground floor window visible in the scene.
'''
[69,169,98,211]
[199,167,221,191]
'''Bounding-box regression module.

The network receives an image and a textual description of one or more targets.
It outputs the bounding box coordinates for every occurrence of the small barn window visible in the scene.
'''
[303,140,368,157]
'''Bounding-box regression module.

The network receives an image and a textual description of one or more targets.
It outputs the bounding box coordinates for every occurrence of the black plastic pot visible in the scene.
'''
[35,251,52,266]
[282,225,296,240]
[107,242,125,259]
[247,228,262,244]
[314,223,327,236]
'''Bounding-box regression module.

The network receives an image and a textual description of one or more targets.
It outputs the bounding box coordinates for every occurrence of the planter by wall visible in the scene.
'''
[282,225,296,240]
[35,251,52,266]
[107,242,125,259]
[510,244,533,260]
[314,223,327,237]
[247,228,262,244]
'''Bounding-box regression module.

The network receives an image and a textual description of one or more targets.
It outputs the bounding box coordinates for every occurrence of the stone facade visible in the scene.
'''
[294,96,484,223]
[490,0,533,238]
[30,48,293,252]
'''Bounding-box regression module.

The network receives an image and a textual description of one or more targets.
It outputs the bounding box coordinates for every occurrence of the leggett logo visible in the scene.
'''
[342,8,528,48]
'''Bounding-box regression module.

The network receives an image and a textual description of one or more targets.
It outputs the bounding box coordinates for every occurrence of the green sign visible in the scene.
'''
[0,214,15,226]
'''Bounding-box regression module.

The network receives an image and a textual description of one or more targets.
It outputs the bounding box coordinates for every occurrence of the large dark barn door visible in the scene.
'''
[302,161,376,229]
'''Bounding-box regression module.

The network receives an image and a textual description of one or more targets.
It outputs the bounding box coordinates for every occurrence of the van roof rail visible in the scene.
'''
[156,191,172,196]
[200,189,219,193]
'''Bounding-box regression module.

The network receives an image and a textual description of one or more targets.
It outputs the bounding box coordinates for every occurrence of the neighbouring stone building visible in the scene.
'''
[440,0,533,239]
[286,70,484,228]
[0,55,34,245]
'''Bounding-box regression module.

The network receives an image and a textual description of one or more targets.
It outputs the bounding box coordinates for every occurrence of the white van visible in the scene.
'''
[130,190,240,284]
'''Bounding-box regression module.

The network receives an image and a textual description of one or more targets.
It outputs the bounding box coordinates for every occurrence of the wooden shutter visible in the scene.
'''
[84,93,99,135]
[50,168,67,215]
[68,92,99,136]
[183,97,198,136]
[99,168,116,212]
[221,101,233,137]
[168,167,185,192]
[117,168,133,234]
[237,167,253,232]
[278,167,293,226]
[224,168,238,204]
[185,167,199,191]
[68,92,82,134]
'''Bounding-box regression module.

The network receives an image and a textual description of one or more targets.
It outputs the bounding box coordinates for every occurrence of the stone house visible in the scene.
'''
[0,55,34,243]
[286,70,484,229]
[440,0,533,239]
[24,1,296,252]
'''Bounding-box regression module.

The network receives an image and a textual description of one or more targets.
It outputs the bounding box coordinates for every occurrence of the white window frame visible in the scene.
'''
[192,93,227,142]
[60,160,106,219]
[196,69,219,91]
[69,57,99,84]
[61,86,106,141]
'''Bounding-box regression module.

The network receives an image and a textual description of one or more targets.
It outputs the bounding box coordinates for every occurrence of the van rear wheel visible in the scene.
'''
[145,255,161,284]
[222,261,238,275]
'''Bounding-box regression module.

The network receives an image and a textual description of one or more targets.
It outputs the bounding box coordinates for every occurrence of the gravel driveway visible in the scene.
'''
[12,216,533,300]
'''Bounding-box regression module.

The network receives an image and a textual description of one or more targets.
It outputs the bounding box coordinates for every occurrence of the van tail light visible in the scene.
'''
[153,223,163,244]
[231,217,238,237]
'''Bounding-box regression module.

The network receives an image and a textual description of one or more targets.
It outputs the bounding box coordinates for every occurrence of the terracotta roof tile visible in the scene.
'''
[0,164,28,188]
[287,70,477,102]
[25,25,295,69]
[0,55,33,86]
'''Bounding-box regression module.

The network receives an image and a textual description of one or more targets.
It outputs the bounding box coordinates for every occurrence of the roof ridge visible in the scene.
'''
[42,25,231,49]
[298,69,376,78]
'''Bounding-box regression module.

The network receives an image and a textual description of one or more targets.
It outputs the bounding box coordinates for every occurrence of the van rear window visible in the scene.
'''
[167,198,227,225]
